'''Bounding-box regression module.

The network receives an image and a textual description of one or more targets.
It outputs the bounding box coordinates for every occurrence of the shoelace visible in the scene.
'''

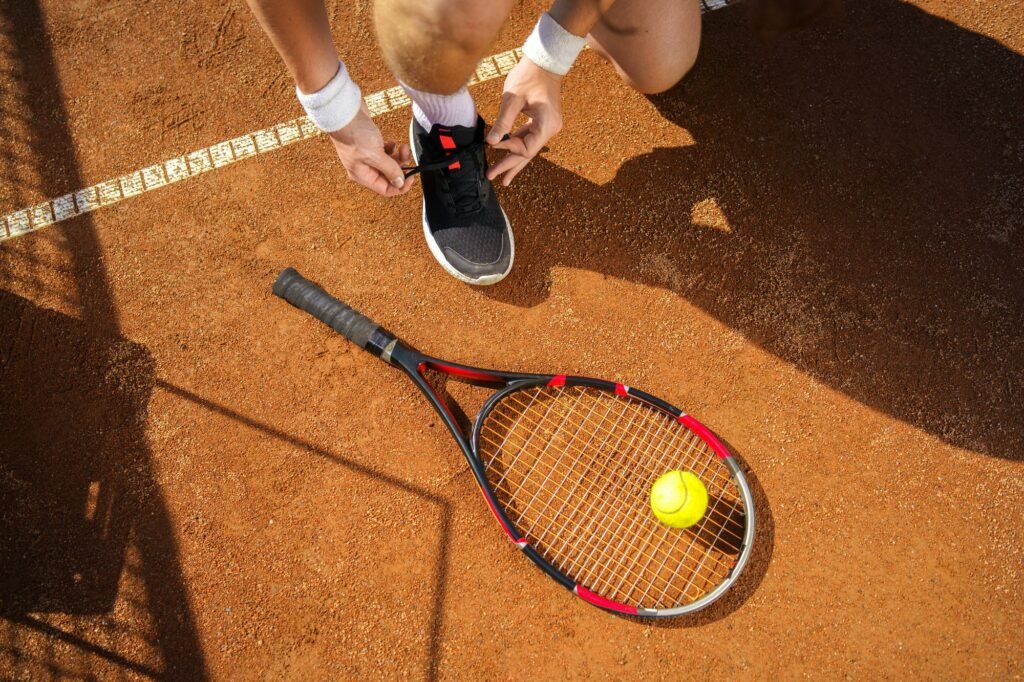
[401,139,486,178]
[402,139,490,214]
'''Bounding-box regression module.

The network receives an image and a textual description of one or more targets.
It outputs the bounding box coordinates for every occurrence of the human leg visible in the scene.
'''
[375,0,514,94]
[374,0,517,285]
[587,0,702,95]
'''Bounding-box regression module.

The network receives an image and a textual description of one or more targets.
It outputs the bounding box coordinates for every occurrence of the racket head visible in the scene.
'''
[470,376,755,618]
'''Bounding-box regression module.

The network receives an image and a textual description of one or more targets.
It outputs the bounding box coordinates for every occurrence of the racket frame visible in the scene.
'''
[272,267,755,618]
[382,336,755,618]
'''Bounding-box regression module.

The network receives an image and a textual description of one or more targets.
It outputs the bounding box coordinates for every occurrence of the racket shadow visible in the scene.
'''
[650,439,774,628]
[418,365,474,434]
[692,491,747,558]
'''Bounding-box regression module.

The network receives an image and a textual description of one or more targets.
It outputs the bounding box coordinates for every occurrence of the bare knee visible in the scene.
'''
[622,41,700,95]
[376,0,511,92]
[588,0,703,96]
[405,0,503,55]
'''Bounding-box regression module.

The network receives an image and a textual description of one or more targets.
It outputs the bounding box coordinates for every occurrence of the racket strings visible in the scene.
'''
[481,398,744,571]
[487,395,740,604]
[484,389,736,502]
[568,413,740,603]
[477,385,747,610]
[492,393,744,543]
[480,392,743,546]
[483,400,743,576]
[487,400,740,608]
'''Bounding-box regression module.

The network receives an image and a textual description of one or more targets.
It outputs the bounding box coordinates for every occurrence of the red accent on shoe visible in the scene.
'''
[439,135,457,150]
[447,161,461,170]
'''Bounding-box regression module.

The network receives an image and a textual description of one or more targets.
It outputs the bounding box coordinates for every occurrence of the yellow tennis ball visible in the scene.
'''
[650,471,708,529]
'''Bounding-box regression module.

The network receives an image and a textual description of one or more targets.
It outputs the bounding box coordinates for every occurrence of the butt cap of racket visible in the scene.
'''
[650,471,708,529]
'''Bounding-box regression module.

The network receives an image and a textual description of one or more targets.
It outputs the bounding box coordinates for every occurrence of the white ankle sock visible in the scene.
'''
[400,81,478,130]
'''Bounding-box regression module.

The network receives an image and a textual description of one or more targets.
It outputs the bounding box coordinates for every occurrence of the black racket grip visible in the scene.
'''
[272,268,380,351]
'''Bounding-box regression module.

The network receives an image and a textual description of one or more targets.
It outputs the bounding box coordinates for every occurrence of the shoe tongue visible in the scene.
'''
[431,118,481,148]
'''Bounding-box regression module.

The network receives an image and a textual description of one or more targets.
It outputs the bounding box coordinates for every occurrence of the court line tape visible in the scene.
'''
[0,0,737,243]
[0,48,524,243]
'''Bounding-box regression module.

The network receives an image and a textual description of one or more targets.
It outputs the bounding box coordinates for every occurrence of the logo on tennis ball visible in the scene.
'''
[650,471,708,528]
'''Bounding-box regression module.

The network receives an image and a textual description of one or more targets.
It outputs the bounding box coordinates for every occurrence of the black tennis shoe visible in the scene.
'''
[408,116,514,285]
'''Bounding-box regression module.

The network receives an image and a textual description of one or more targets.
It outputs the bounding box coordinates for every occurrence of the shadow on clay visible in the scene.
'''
[154,380,454,682]
[0,0,208,677]
[482,0,1023,462]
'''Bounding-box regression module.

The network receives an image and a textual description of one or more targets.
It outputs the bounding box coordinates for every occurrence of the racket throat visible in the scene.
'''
[366,328,399,362]
[378,337,399,364]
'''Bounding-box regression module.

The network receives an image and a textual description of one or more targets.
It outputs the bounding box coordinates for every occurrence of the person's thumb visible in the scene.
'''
[366,148,406,188]
[487,93,523,145]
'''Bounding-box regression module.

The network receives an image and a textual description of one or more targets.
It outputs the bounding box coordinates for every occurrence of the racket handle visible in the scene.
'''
[272,268,384,352]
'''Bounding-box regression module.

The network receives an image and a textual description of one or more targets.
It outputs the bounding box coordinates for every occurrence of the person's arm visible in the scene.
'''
[246,0,338,93]
[548,0,609,37]
[246,0,413,196]
[486,0,613,186]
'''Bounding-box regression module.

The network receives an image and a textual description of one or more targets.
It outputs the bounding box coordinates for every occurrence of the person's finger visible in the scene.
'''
[520,130,547,158]
[351,164,396,196]
[398,143,412,165]
[370,167,415,196]
[491,153,530,186]
[522,110,560,156]
[491,127,532,155]
[364,148,406,188]
[382,142,414,186]
[499,158,530,186]
[392,171,416,194]
[486,152,524,182]
[487,93,525,144]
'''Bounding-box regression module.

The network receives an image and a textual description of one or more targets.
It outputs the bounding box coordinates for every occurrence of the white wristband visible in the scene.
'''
[295,60,363,133]
[522,12,587,76]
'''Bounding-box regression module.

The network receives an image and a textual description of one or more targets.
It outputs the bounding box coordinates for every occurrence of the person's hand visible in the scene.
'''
[329,103,415,197]
[486,58,564,186]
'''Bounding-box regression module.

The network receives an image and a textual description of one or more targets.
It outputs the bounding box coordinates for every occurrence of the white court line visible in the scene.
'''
[0,0,737,243]
[0,48,524,243]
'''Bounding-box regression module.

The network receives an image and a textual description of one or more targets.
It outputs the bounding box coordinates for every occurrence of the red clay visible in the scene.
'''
[1,0,1022,679]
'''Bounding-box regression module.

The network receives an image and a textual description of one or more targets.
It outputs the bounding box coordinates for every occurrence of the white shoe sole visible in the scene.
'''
[410,119,514,286]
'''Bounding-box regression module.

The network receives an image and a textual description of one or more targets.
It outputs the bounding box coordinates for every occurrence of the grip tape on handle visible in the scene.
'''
[272,268,380,350]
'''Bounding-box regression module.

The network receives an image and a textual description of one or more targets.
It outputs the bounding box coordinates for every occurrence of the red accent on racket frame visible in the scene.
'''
[426,362,501,383]
[574,585,639,615]
[415,362,461,424]
[679,414,730,459]
[615,383,629,396]
[480,485,526,545]
[547,374,567,387]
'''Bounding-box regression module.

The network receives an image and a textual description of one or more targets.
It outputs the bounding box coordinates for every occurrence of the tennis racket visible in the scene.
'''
[272,268,755,617]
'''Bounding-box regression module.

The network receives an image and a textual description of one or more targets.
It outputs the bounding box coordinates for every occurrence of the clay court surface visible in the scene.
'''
[1,0,1022,678]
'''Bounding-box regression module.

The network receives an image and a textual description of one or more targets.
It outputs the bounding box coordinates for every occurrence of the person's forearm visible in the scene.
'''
[246,0,340,93]
[548,0,616,37]
[521,0,615,77]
